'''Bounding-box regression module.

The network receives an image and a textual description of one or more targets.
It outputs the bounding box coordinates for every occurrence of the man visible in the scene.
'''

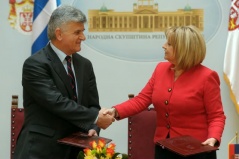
[14,5,114,159]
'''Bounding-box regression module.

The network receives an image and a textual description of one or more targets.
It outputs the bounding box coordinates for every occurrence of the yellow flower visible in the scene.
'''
[79,140,127,159]
[108,143,116,150]
[106,147,114,158]
[98,139,105,148]
[84,156,95,159]
[84,148,92,156]
[90,141,97,149]
[96,145,102,153]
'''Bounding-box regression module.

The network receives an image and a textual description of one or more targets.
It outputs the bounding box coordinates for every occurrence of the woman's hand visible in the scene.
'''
[103,108,118,119]
[202,138,217,146]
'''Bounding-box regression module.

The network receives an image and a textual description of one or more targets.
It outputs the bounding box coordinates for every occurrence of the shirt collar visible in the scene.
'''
[50,42,71,62]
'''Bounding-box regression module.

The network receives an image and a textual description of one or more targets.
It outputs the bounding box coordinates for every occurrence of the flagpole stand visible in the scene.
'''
[228,132,239,159]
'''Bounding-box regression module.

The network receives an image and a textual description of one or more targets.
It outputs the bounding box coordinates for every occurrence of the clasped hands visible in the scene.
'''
[96,108,117,129]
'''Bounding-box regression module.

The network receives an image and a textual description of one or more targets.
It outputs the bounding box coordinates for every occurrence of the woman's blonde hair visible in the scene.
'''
[165,25,206,70]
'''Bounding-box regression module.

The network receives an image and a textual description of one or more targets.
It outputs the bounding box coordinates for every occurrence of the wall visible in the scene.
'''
[0,0,238,159]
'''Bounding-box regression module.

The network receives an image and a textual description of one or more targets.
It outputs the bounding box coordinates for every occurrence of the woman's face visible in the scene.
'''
[162,40,176,64]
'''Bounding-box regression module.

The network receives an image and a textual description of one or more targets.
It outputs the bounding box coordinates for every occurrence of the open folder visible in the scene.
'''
[58,132,112,148]
[156,135,218,157]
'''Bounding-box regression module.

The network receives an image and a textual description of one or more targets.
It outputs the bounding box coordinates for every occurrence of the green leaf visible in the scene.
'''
[77,151,84,159]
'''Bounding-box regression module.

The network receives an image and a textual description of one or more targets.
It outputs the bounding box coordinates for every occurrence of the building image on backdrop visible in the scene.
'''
[88,0,204,32]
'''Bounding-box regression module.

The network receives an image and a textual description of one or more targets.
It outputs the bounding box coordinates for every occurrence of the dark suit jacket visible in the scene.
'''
[14,44,101,159]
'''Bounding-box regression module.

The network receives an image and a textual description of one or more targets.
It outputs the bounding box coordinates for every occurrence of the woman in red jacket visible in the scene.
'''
[105,25,226,159]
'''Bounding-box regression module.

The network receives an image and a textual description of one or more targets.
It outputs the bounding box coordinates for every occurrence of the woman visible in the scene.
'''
[105,25,226,159]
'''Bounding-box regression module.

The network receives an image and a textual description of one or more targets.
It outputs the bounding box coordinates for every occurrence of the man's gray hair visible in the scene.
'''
[47,5,87,40]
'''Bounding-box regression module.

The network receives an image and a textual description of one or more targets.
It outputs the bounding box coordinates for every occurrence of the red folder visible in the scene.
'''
[58,132,112,148]
[156,135,218,157]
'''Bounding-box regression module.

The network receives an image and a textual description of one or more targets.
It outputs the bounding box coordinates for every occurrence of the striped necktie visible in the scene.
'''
[65,56,77,102]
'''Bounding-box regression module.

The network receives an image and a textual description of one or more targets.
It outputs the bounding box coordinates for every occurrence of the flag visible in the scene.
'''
[224,0,239,114]
[31,0,61,54]
[229,144,239,159]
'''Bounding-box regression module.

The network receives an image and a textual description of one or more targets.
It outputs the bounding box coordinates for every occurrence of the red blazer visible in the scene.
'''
[115,62,226,144]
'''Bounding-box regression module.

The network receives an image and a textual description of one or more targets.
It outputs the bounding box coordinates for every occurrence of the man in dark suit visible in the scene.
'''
[14,5,114,159]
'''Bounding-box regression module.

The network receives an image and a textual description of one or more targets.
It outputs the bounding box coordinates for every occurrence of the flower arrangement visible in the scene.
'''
[77,139,128,159]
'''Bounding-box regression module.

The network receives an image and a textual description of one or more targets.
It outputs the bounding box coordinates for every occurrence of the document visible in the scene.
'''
[58,132,112,148]
[157,135,218,156]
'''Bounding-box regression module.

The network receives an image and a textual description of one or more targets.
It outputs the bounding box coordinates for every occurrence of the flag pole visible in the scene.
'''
[229,132,238,144]
[236,131,238,144]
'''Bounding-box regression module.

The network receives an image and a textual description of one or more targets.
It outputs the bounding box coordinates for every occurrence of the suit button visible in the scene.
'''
[167,124,170,129]
[165,100,169,105]
[168,88,172,92]
[165,113,169,117]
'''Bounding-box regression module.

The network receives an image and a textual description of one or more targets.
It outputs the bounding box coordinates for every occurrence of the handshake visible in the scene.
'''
[96,108,118,129]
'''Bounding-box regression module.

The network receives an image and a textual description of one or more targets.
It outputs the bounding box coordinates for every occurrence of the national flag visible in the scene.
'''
[31,0,61,54]
[223,0,239,114]
[229,144,239,159]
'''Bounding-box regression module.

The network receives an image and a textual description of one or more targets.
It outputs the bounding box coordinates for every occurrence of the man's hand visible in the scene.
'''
[96,108,115,129]
[88,129,98,136]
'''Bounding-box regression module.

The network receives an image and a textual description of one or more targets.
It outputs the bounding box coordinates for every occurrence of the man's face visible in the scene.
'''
[59,22,86,55]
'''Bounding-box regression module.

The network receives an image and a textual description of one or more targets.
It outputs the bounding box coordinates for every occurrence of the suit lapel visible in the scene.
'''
[45,45,74,98]
[72,54,83,103]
